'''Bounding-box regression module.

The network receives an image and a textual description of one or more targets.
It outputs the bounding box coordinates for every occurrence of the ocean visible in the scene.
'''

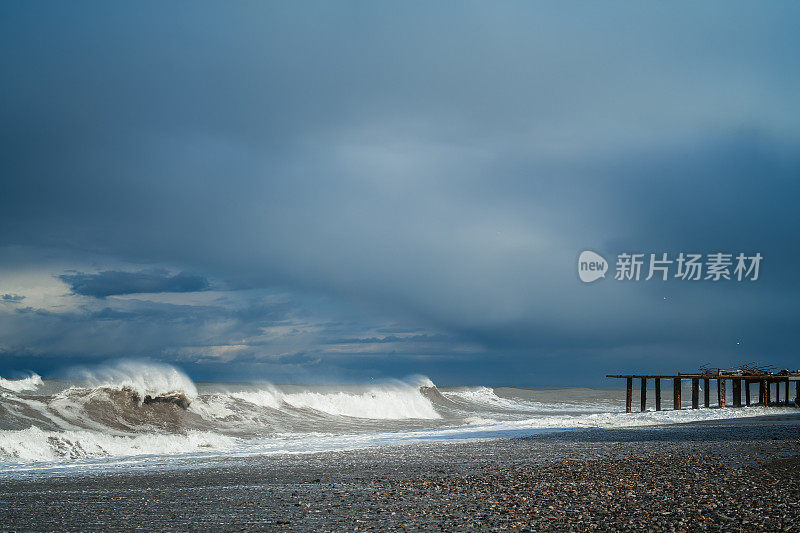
[0,361,794,476]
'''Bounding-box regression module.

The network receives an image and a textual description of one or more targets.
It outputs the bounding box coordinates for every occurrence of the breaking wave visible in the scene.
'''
[0,362,796,469]
[0,374,43,393]
[229,383,440,420]
[0,426,236,463]
[77,360,198,400]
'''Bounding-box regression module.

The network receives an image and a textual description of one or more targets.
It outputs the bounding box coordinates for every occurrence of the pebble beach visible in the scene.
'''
[1,415,798,531]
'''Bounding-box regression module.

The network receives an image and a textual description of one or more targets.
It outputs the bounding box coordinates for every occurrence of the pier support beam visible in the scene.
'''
[655,378,661,411]
[606,373,800,413]
[640,378,647,412]
[626,378,632,413]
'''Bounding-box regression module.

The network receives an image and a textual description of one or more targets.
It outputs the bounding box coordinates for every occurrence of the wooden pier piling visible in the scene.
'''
[732,379,742,407]
[655,378,661,411]
[607,369,800,412]
[625,377,632,413]
[640,378,647,412]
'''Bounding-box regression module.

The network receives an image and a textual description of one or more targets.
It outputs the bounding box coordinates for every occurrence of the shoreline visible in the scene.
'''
[3,408,799,480]
[1,416,798,531]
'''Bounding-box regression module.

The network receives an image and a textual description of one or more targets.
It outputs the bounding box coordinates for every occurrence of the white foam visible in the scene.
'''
[189,395,238,420]
[280,387,441,419]
[1,373,797,471]
[0,426,237,463]
[444,386,530,409]
[408,375,436,388]
[465,404,798,430]
[0,374,43,392]
[229,381,441,420]
[444,386,562,413]
[0,394,87,432]
[77,361,197,399]
[230,388,282,410]
[444,387,617,414]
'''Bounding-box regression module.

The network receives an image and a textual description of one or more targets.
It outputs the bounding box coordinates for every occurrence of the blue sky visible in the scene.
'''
[1,2,798,385]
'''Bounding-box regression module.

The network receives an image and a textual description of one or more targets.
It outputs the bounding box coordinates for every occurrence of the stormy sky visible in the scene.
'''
[1,2,798,385]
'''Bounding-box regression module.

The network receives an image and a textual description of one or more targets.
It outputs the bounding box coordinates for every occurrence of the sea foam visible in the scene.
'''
[0,374,43,393]
[77,360,198,399]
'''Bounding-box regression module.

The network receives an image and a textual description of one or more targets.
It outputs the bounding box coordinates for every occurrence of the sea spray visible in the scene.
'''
[0,365,797,470]
[76,360,198,400]
[0,426,237,462]
[0,374,43,393]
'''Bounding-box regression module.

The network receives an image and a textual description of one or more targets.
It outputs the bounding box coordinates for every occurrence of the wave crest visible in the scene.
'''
[231,379,442,420]
[0,374,43,393]
[282,387,440,420]
[0,426,236,462]
[77,361,197,399]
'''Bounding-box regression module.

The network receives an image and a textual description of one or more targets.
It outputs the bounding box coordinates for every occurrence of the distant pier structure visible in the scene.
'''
[607,364,800,413]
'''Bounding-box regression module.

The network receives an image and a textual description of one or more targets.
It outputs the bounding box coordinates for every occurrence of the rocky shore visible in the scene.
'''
[1,417,798,531]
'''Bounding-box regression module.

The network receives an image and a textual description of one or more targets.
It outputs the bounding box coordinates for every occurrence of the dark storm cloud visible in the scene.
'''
[0,286,462,382]
[60,270,209,297]
[1,294,25,303]
[0,2,798,383]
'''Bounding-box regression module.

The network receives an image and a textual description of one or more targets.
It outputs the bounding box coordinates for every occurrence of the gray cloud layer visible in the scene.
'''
[0,2,798,383]
[60,270,209,298]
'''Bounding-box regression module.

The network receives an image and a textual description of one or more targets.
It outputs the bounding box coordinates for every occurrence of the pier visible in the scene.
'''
[607,365,800,413]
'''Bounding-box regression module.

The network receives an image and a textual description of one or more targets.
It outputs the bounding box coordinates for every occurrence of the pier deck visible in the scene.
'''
[607,371,800,413]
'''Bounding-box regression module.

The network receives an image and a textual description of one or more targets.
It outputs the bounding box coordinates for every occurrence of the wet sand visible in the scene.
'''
[1,415,799,531]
